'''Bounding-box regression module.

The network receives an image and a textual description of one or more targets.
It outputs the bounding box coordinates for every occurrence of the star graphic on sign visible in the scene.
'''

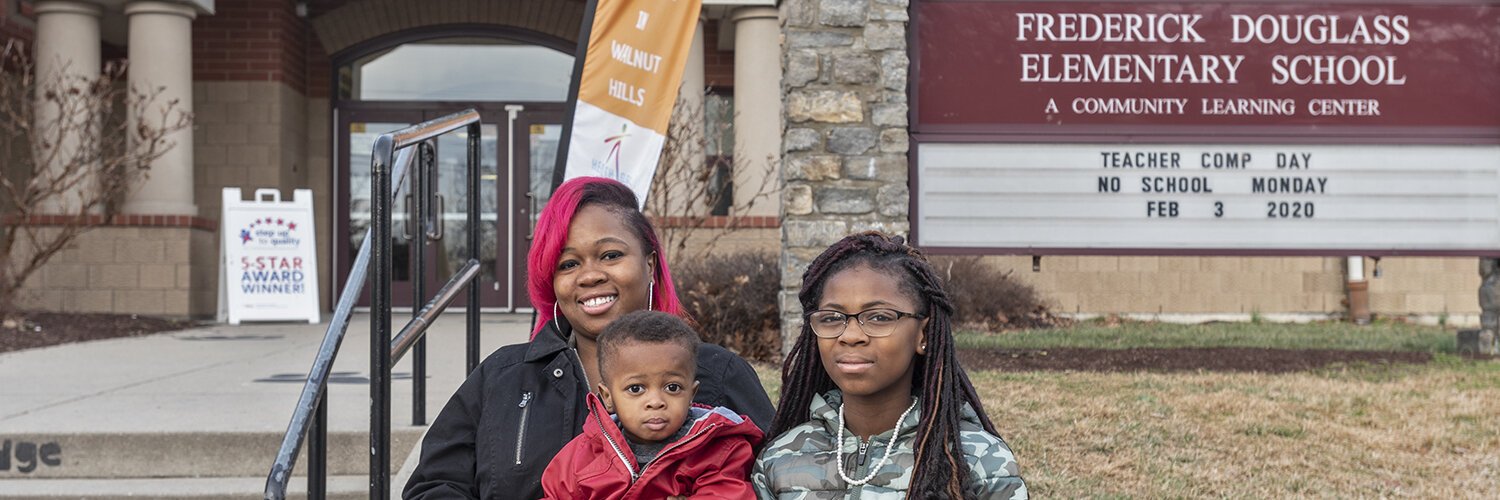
[287,222,297,230]
[241,229,252,244]
[276,218,284,225]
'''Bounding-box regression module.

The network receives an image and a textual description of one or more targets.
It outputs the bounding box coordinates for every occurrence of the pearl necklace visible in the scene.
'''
[835,397,918,487]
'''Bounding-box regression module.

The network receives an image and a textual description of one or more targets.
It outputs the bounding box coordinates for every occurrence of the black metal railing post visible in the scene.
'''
[264,109,483,500]
[467,122,481,374]
[370,134,395,500]
[412,141,432,426]
[309,393,326,500]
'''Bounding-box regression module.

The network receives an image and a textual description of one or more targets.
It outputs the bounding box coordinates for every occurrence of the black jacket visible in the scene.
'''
[403,317,775,499]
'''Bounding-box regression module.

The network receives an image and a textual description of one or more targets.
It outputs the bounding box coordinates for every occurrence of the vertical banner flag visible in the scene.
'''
[560,0,703,205]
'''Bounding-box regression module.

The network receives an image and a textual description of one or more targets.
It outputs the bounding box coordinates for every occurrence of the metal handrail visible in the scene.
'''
[264,109,485,500]
[391,259,482,362]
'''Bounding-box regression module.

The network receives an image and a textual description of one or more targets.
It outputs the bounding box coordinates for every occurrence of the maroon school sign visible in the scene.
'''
[915,0,1500,141]
[910,1,1500,256]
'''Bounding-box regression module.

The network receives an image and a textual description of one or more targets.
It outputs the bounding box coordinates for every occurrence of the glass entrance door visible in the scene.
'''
[340,108,505,308]
[338,104,563,310]
[507,107,564,310]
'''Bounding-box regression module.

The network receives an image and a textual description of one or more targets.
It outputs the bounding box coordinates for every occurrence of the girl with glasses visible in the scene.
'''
[753,231,1027,499]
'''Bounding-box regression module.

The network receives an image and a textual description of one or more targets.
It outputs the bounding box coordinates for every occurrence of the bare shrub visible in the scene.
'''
[674,251,781,362]
[0,41,190,321]
[647,91,776,264]
[930,256,1059,330]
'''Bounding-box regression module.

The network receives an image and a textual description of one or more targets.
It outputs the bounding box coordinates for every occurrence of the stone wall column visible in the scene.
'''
[122,0,197,216]
[32,0,102,214]
[732,6,781,218]
[1474,259,1500,354]
[779,0,912,354]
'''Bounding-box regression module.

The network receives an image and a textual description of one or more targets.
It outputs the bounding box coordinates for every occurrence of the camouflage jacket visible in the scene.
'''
[752,391,1027,499]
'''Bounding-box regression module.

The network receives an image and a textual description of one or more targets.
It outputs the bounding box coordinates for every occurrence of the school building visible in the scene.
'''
[0,0,1490,332]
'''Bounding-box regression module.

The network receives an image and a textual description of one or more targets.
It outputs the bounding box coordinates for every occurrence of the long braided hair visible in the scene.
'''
[769,231,997,499]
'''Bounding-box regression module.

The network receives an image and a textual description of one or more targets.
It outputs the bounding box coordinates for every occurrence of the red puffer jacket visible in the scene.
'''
[541,392,762,499]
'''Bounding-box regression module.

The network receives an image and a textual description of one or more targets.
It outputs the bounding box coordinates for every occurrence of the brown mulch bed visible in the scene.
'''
[0,312,196,353]
[959,347,1437,373]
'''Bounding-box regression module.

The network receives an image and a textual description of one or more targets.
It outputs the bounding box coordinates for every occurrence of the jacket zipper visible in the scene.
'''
[622,423,718,496]
[514,391,532,465]
[591,406,638,480]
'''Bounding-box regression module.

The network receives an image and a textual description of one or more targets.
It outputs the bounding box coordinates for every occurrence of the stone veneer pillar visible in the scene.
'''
[122,0,197,216]
[1475,259,1500,354]
[732,6,782,218]
[779,0,912,353]
[32,0,102,214]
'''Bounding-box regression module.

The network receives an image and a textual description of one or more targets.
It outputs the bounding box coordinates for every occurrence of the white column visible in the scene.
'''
[33,0,102,214]
[731,6,781,217]
[123,0,197,216]
[681,17,706,120]
[665,17,707,216]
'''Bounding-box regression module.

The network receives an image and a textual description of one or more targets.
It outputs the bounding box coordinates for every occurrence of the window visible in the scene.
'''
[704,92,734,215]
[338,37,573,102]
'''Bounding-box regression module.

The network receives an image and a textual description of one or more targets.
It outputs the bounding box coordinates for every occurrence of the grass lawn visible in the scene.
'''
[957,318,1458,353]
[755,321,1500,497]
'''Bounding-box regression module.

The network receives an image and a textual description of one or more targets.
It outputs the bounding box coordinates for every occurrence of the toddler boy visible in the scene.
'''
[541,310,762,499]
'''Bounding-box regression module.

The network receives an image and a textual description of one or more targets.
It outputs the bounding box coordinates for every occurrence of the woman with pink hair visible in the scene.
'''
[405,177,773,500]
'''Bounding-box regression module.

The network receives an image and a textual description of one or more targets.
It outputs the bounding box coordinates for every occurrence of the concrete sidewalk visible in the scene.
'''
[0,312,533,497]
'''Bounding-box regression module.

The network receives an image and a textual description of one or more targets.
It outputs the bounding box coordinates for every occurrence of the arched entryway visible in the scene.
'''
[333,27,572,310]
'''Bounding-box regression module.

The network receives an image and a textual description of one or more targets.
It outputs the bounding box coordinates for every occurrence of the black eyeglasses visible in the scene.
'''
[805,308,926,338]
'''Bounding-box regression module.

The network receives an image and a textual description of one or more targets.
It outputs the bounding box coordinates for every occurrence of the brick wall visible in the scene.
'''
[1367,257,1481,321]
[1,0,34,44]
[190,0,315,215]
[667,227,779,261]
[15,219,218,317]
[703,19,733,90]
[192,82,307,221]
[305,30,330,98]
[972,255,1480,324]
[189,0,316,312]
[309,0,586,56]
[193,0,308,92]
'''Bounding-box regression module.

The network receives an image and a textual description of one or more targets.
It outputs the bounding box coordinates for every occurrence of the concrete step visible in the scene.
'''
[0,429,424,479]
[0,314,523,498]
[0,475,375,500]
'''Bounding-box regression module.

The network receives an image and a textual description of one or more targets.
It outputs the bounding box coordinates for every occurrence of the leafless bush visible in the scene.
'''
[0,41,191,320]
[931,256,1059,330]
[674,251,781,362]
[647,91,776,263]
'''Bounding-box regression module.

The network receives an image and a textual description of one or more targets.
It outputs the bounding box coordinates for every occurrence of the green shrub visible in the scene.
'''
[672,251,781,362]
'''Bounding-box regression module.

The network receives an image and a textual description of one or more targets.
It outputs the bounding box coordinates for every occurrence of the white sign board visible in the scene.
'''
[916,143,1500,253]
[219,188,320,324]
